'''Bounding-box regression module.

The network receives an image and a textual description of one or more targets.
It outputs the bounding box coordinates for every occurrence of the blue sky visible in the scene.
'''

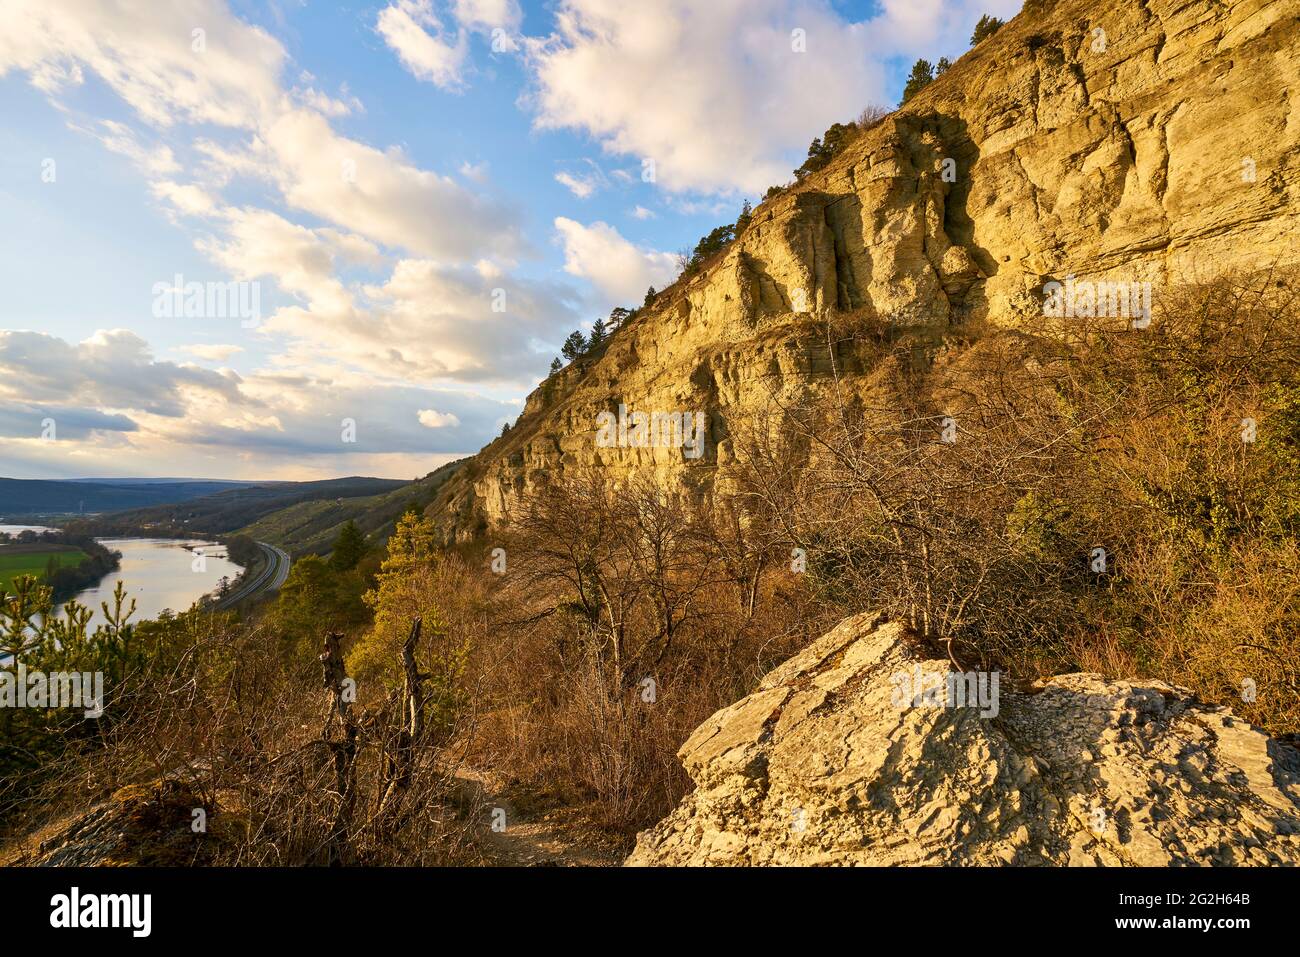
[0,0,1021,481]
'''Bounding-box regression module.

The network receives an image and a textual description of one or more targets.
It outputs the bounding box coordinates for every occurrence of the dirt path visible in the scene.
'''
[451,768,624,867]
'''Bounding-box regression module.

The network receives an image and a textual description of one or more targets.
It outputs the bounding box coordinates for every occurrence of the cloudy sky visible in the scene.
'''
[0,0,1021,481]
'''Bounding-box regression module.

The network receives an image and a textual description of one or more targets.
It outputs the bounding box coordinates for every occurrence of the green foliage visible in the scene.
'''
[795,122,857,179]
[549,356,562,375]
[1,578,146,779]
[735,199,753,234]
[349,511,469,735]
[0,548,88,592]
[561,330,588,362]
[589,316,608,348]
[644,287,656,308]
[329,519,367,571]
[901,59,935,104]
[0,532,120,599]
[224,534,261,568]
[936,57,952,75]
[271,554,369,650]
[1005,492,1078,567]
[229,462,462,558]
[1257,385,1300,536]
[971,14,1005,45]
[682,223,736,275]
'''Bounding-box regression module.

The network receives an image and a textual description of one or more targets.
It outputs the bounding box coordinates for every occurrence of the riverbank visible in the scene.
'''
[55,538,243,629]
[0,544,92,592]
[0,528,121,601]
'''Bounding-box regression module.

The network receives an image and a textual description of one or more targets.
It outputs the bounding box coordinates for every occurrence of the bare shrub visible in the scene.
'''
[459,472,817,838]
[857,104,891,130]
[731,270,1300,733]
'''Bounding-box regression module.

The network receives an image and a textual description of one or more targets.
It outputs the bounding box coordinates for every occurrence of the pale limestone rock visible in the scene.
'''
[429,0,1300,541]
[625,612,1300,866]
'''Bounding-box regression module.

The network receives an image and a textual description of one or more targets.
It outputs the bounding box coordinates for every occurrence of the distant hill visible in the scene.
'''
[66,476,412,541]
[63,477,257,486]
[237,461,465,556]
[0,477,258,516]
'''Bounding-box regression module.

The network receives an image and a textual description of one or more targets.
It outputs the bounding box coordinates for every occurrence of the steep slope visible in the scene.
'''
[428,0,1300,541]
[237,459,464,555]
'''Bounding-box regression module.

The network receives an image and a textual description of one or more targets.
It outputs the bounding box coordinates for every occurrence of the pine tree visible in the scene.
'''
[329,519,367,571]
[644,286,656,308]
[901,59,935,105]
[351,510,468,719]
[736,199,753,233]
[971,15,1004,45]
[936,57,952,75]
[549,356,562,375]
[589,316,607,347]
[561,330,588,361]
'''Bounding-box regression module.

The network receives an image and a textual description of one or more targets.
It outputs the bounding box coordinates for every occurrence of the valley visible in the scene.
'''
[2,0,1299,905]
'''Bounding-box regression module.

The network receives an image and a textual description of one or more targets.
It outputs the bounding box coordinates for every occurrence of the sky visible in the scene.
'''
[0,0,1022,482]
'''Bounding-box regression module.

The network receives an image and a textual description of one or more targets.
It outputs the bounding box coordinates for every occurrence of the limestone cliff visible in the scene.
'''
[429,0,1300,540]
[626,612,1300,866]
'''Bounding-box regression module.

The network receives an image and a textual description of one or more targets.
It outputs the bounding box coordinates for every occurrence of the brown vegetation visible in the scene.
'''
[3,273,1298,863]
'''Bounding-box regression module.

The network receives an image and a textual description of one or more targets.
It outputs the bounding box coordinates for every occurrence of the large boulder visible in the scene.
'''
[627,612,1300,866]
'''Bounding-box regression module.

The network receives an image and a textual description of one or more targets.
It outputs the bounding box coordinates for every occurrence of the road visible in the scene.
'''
[214,541,290,610]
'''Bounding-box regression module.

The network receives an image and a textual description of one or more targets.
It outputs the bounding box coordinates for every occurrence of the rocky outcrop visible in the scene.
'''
[429,0,1300,541]
[2,780,216,867]
[626,612,1300,866]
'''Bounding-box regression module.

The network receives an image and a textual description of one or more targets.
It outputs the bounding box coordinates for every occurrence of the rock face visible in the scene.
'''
[430,0,1300,540]
[626,612,1300,866]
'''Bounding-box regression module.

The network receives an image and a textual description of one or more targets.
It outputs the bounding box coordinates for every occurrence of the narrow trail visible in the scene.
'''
[450,768,623,867]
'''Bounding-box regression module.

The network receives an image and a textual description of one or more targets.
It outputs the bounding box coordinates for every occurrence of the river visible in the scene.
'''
[1,526,243,629]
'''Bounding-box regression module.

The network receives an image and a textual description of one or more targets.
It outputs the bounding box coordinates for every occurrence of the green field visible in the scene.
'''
[0,548,90,591]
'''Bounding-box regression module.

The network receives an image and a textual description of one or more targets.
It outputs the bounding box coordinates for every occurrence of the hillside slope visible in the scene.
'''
[427,0,1300,541]
[70,477,409,541]
[237,460,464,555]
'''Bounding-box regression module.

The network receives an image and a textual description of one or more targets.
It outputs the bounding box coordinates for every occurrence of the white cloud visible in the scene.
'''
[151,180,218,217]
[554,217,678,304]
[0,0,588,477]
[453,0,523,31]
[180,344,244,362]
[258,109,525,262]
[0,329,244,418]
[198,206,345,306]
[630,205,655,220]
[418,409,461,428]
[554,159,608,198]
[6,2,526,267]
[524,0,1021,195]
[523,1,879,194]
[0,330,519,478]
[71,119,181,176]
[460,160,490,183]
[0,0,285,129]
[555,171,597,199]
[376,0,469,91]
